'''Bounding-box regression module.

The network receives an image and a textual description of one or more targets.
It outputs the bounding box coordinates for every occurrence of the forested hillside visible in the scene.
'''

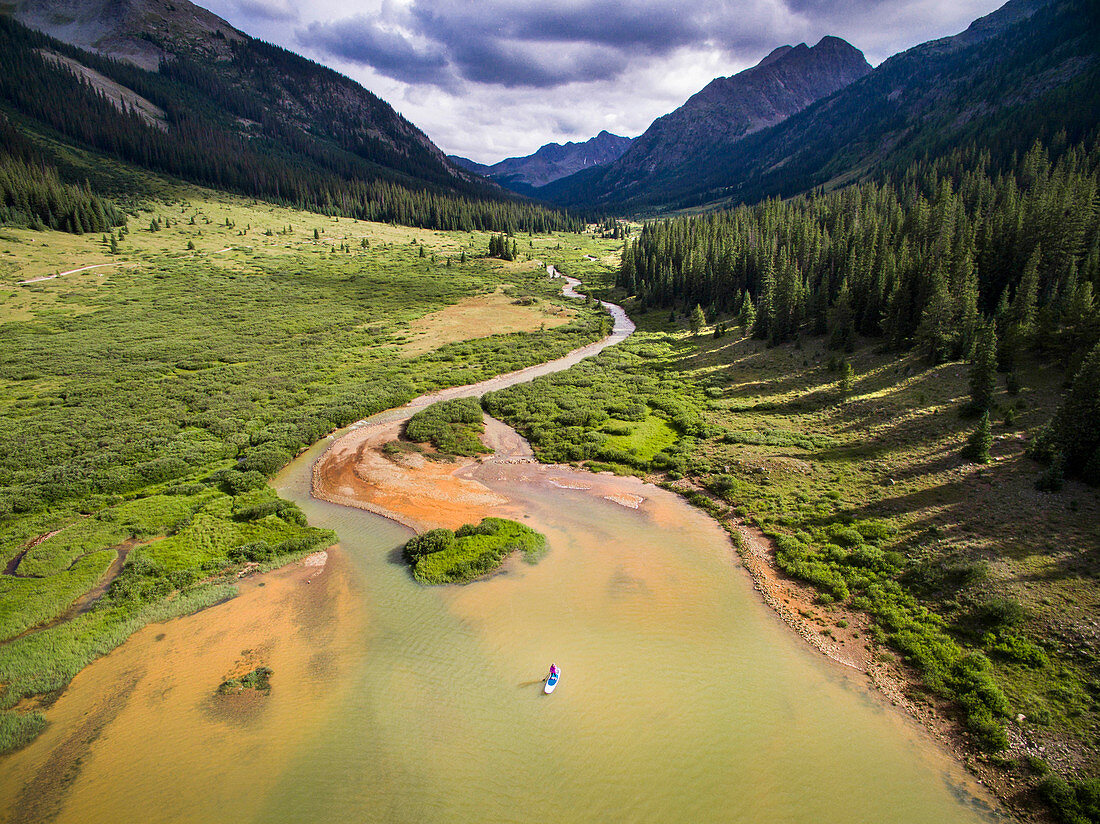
[0,119,125,233]
[621,138,1100,371]
[0,17,580,233]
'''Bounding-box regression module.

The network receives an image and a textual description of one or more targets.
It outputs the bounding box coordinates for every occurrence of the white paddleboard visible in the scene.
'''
[544,670,560,694]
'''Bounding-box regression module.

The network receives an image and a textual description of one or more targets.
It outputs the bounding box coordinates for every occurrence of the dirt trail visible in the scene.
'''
[18,262,128,285]
[4,528,66,575]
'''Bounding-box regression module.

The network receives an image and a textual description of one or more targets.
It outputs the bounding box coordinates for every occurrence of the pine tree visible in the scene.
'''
[690,304,706,337]
[962,413,993,463]
[752,261,775,340]
[1036,342,1100,482]
[1012,245,1041,340]
[993,289,1015,372]
[954,255,981,359]
[829,279,856,352]
[737,290,756,331]
[838,359,854,401]
[916,271,954,364]
[968,322,998,415]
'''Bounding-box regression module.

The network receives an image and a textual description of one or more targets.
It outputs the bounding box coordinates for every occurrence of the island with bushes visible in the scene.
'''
[403,518,545,584]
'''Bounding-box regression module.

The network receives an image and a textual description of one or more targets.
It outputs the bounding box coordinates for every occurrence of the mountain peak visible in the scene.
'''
[604,35,871,178]
[453,131,635,190]
[11,0,244,70]
[758,44,795,66]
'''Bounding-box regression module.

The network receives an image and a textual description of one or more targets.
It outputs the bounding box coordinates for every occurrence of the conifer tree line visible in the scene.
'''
[0,118,124,233]
[0,18,582,235]
[488,233,518,260]
[620,138,1100,371]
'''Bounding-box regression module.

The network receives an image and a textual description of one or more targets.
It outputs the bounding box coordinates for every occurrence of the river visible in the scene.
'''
[0,273,1000,823]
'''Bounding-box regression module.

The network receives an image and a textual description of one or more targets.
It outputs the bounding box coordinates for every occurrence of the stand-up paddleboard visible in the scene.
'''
[544,669,560,694]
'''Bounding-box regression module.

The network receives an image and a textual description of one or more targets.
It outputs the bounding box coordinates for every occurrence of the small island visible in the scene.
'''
[217,666,273,695]
[403,517,546,584]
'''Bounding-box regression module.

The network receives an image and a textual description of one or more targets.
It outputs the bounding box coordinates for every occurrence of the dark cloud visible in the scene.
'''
[444,37,630,88]
[299,0,729,89]
[412,1,706,53]
[301,17,451,86]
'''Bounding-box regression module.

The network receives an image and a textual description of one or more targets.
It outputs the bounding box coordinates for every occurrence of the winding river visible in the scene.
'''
[0,272,1001,823]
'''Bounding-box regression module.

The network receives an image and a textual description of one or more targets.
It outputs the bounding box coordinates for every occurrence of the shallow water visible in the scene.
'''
[0,279,1001,823]
[267,445,999,824]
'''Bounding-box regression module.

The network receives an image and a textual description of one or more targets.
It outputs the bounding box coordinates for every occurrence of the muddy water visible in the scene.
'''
[266,445,999,824]
[0,278,999,823]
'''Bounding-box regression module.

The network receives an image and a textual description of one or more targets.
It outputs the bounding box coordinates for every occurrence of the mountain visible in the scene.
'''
[540,37,870,208]
[8,0,479,190]
[544,0,1098,213]
[10,0,242,71]
[450,131,635,192]
[449,156,492,176]
[0,0,585,231]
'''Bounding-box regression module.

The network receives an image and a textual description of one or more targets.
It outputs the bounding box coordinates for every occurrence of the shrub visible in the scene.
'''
[854,520,897,543]
[826,523,863,547]
[972,597,1025,630]
[405,398,491,456]
[237,445,292,476]
[403,528,455,562]
[601,422,633,436]
[706,474,742,501]
[1039,774,1100,824]
[983,632,1047,667]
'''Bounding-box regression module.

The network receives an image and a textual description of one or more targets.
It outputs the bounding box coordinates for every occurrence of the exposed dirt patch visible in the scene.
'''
[399,287,574,355]
[38,51,167,130]
[313,417,506,532]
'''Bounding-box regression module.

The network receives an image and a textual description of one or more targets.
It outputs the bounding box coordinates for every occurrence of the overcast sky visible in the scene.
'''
[201,0,1007,164]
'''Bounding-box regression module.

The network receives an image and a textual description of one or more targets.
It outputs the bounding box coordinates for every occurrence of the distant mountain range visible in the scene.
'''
[450,131,634,193]
[541,0,1097,212]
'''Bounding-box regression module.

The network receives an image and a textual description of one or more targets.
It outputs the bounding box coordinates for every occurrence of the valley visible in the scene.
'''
[0,0,1098,821]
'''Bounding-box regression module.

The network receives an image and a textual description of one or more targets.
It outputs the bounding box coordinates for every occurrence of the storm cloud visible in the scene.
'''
[202,0,1007,163]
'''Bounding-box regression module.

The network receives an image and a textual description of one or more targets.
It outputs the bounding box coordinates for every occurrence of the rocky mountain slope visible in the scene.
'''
[540,37,870,208]
[621,37,870,175]
[450,131,634,192]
